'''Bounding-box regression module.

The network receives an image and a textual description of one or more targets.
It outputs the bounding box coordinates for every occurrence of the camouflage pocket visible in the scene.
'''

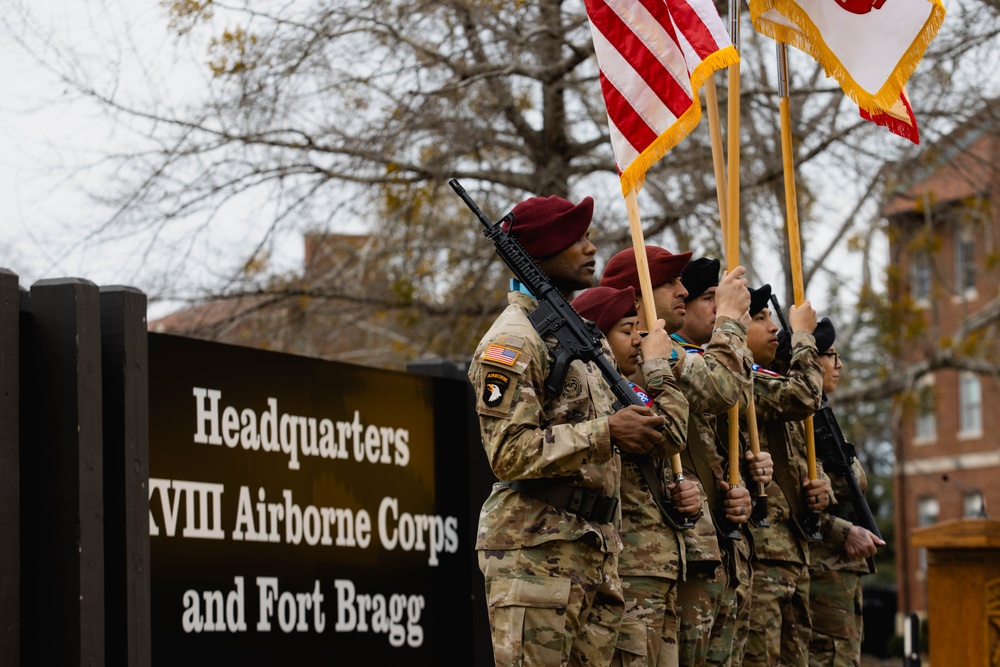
[614,613,649,665]
[487,576,572,665]
[810,596,858,640]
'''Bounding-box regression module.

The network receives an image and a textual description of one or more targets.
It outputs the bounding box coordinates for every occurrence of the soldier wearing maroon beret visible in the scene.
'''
[469,195,668,667]
[573,281,699,667]
[603,246,759,666]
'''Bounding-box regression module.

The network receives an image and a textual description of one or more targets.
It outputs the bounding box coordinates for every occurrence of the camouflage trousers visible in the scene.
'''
[610,575,679,667]
[743,560,811,667]
[479,535,624,667]
[677,549,753,667]
[807,569,863,667]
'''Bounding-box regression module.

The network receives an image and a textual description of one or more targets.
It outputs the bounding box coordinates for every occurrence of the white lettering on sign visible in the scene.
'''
[230,486,372,550]
[256,577,326,633]
[377,496,460,566]
[181,576,248,633]
[334,579,425,648]
[191,387,411,471]
[148,478,225,539]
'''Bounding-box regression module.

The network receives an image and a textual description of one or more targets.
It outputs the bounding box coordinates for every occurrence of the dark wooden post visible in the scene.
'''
[23,278,105,665]
[0,269,21,663]
[101,286,151,667]
[407,357,493,667]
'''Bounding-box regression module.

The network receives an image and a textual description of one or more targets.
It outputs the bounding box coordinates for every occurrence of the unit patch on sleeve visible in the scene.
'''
[483,343,520,366]
[482,371,512,409]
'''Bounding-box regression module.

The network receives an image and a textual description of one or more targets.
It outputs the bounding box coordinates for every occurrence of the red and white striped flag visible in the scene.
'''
[585,0,739,195]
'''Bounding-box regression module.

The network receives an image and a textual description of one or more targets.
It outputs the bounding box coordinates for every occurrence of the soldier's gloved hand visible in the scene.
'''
[803,478,832,511]
[844,525,885,559]
[745,449,773,486]
[719,481,752,524]
[667,478,702,517]
[715,265,750,321]
[789,301,817,334]
[608,405,665,455]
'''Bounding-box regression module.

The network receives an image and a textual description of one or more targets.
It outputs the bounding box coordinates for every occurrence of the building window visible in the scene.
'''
[954,226,976,295]
[958,372,982,436]
[917,496,939,571]
[913,376,936,444]
[964,491,986,518]
[911,253,931,302]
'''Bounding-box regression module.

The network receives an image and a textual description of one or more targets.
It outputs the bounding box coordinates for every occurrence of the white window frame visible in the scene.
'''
[963,490,986,518]
[958,371,983,439]
[953,224,977,299]
[910,253,931,305]
[916,496,939,572]
[913,374,937,445]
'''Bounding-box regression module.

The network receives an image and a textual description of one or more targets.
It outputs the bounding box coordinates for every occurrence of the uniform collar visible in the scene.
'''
[511,279,535,298]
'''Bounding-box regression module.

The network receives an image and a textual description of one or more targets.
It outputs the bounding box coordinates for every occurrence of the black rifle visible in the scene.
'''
[768,294,823,542]
[451,178,694,530]
[812,402,882,540]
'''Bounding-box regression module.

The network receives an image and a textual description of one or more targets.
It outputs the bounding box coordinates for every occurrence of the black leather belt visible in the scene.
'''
[503,479,618,524]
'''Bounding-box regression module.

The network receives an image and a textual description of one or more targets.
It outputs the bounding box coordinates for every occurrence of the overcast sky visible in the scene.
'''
[0,1,307,318]
[2,0,961,322]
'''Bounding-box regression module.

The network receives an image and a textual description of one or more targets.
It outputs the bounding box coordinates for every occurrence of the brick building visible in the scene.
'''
[883,122,1000,617]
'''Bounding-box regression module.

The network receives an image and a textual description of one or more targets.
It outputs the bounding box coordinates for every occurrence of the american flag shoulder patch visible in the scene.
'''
[484,344,520,366]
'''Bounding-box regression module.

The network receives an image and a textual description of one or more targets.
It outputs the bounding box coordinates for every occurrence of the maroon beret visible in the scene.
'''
[600,246,692,291]
[502,195,594,259]
[571,286,637,336]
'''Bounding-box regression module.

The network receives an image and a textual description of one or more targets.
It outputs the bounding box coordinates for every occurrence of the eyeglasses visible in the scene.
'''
[819,350,840,364]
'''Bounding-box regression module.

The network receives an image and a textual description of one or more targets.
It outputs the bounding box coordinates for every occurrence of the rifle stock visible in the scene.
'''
[451,179,695,530]
[813,403,882,540]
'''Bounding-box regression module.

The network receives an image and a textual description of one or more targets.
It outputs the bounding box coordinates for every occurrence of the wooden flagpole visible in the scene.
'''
[623,188,690,500]
[777,43,818,481]
[724,0,744,490]
[718,0,767,524]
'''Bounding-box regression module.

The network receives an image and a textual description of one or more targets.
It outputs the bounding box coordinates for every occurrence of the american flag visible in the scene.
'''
[483,344,520,366]
[585,0,739,195]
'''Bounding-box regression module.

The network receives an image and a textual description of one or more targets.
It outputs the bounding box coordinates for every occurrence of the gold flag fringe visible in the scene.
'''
[618,45,741,196]
[749,0,945,113]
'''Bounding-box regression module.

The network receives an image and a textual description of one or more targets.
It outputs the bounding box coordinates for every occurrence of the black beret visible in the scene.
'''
[813,317,836,354]
[775,315,836,364]
[748,284,772,317]
[681,257,721,302]
[571,286,637,336]
[502,194,594,259]
[601,246,692,291]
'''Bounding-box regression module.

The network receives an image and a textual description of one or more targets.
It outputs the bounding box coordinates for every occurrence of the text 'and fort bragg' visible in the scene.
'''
[181,576,427,648]
[192,387,411,471]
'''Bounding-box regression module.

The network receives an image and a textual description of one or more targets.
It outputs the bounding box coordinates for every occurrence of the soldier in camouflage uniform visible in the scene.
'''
[801,324,884,667]
[471,194,670,667]
[742,288,833,667]
[572,284,698,667]
[669,258,774,667]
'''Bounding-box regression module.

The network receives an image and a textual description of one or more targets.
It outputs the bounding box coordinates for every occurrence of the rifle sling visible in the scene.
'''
[621,453,678,527]
[765,420,816,540]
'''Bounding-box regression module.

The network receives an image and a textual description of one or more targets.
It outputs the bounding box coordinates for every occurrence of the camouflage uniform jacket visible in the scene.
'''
[618,355,690,578]
[470,291,623,553]
[670,318,754,563]
[746,331,824,565]
[813,458,872,574]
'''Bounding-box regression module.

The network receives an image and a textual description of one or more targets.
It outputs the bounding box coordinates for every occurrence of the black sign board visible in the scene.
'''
[148,333,475,664]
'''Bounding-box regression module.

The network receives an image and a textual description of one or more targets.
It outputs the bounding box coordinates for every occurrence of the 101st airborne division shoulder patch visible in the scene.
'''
[483,370,511,409]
